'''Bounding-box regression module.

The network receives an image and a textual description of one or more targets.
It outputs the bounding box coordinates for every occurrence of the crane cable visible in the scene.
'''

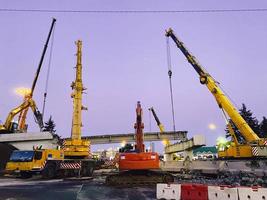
[41,23,56,121]
[166,37,176,132]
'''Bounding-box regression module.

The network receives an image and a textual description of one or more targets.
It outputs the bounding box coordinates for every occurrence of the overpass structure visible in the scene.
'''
[82,131,187,144]
[164,135,206,161]
[0,131,187,149]
[0,130,186,170]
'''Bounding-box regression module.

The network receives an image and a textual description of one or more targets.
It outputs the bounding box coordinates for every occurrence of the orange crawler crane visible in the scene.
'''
[106,101,173,185]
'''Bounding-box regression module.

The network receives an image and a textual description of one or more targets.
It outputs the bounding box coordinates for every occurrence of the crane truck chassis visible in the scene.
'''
[5,149,95,179]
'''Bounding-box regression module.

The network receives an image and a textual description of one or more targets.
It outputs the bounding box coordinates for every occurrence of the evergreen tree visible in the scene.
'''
[259,117,267,138]
[226,104,261,143]
[43,116,63,145]
[43,116,56,133]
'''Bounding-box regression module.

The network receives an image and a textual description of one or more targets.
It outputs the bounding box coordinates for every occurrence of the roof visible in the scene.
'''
[193,146,217,154]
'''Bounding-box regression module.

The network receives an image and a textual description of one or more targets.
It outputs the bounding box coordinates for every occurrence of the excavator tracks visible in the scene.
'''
[105,170,174,186]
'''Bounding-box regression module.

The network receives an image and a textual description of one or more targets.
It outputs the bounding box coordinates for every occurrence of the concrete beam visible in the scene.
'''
[0,132,54,142]
[0,132,59,150]
[81,131,187,144]
[165,135,205,154]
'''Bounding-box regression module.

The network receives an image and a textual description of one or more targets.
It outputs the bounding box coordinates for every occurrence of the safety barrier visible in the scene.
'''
[238,186,267,200]
[181,184,208,200]
[156,183,181,200]
[156,183,267,200]
[208,185,238,200]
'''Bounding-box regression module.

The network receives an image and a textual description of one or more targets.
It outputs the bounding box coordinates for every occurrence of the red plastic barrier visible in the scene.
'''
[181,184,208,200]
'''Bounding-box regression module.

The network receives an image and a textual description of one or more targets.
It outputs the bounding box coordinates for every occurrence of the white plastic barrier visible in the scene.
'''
[156,183,181,200]
[238,186,267,200]
[208,185,239,200]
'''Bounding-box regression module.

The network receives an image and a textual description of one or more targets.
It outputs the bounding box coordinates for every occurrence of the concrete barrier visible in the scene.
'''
[208,185,238,200]
[157,183,181,200]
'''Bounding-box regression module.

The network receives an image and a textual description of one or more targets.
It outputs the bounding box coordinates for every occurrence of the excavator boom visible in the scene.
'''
[0,19,56,133]
[149,107,169,145]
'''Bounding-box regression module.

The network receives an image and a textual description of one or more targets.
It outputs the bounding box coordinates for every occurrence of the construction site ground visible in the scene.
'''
[0,170,156,200]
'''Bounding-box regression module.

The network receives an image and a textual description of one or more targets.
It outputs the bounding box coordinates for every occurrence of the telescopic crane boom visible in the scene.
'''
[165,28,267,158]
[63,40,90,158]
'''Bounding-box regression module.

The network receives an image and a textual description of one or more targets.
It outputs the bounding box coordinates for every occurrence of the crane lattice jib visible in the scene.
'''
[166,28,260,143]
[71,40,84,140]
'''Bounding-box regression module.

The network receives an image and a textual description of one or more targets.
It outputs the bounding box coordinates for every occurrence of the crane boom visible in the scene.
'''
[71,40,87,140]
[165,28,260,143]
[31,18,56,96]
[63,40,90,159]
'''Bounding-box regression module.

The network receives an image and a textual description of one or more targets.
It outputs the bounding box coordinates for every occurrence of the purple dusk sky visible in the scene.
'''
[0,1,267,153]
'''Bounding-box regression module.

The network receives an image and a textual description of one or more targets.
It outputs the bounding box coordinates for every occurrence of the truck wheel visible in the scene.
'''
[86,167,94,177]
[20,171,32,179]
[42,164,56,179]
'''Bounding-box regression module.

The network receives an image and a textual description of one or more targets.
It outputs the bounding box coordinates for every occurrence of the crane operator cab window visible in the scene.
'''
[34,151,43,160]
[9,150,34,162]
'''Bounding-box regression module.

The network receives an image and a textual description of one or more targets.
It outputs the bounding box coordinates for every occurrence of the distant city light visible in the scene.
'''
[208,123,217,130]
[120,140,126,147]
[14,87,31,97]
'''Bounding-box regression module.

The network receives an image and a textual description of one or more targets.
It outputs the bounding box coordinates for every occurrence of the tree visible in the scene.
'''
[43,116,63,146]
[43,116,56,133]
[226,104,261,143]
[259,117,267,138]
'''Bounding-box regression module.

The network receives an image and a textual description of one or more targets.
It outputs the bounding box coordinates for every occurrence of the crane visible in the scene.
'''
[149,107,170,146]
[5,39,95,179]
[106,101,173,185]
[165,28,267,158]
[63,40,90,159]
[0,18,56,133]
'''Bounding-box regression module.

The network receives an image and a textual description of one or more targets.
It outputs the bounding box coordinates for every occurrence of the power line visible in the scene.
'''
[0,8,267,14]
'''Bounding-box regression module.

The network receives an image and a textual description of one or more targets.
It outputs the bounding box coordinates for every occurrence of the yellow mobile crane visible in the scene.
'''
[6,40,95,178]
[0,19,57,133]
[166,28,267,158]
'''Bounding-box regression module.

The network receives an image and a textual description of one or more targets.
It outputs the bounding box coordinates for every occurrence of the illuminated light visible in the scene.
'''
[216,136,227,146]
[120,141,126,147]
[14,87,31,97]
[208,123,217,130]
[120,156,125,160]
[216,136,230,151]
[151,155,156,159]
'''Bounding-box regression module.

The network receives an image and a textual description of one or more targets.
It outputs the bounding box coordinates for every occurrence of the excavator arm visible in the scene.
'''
[0,98,43,131]
[165,28,260,144]
[0,18,56,133]
[149,107,170,146]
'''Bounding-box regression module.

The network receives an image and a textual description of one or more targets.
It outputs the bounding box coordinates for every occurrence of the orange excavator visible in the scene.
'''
[106,101,173,185]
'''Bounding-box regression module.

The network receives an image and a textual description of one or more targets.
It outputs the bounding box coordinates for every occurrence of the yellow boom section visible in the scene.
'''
[166,28,260,144]
[63,40,90,158]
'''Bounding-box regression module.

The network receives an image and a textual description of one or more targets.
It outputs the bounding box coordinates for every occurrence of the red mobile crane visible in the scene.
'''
[106,101,173,185]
